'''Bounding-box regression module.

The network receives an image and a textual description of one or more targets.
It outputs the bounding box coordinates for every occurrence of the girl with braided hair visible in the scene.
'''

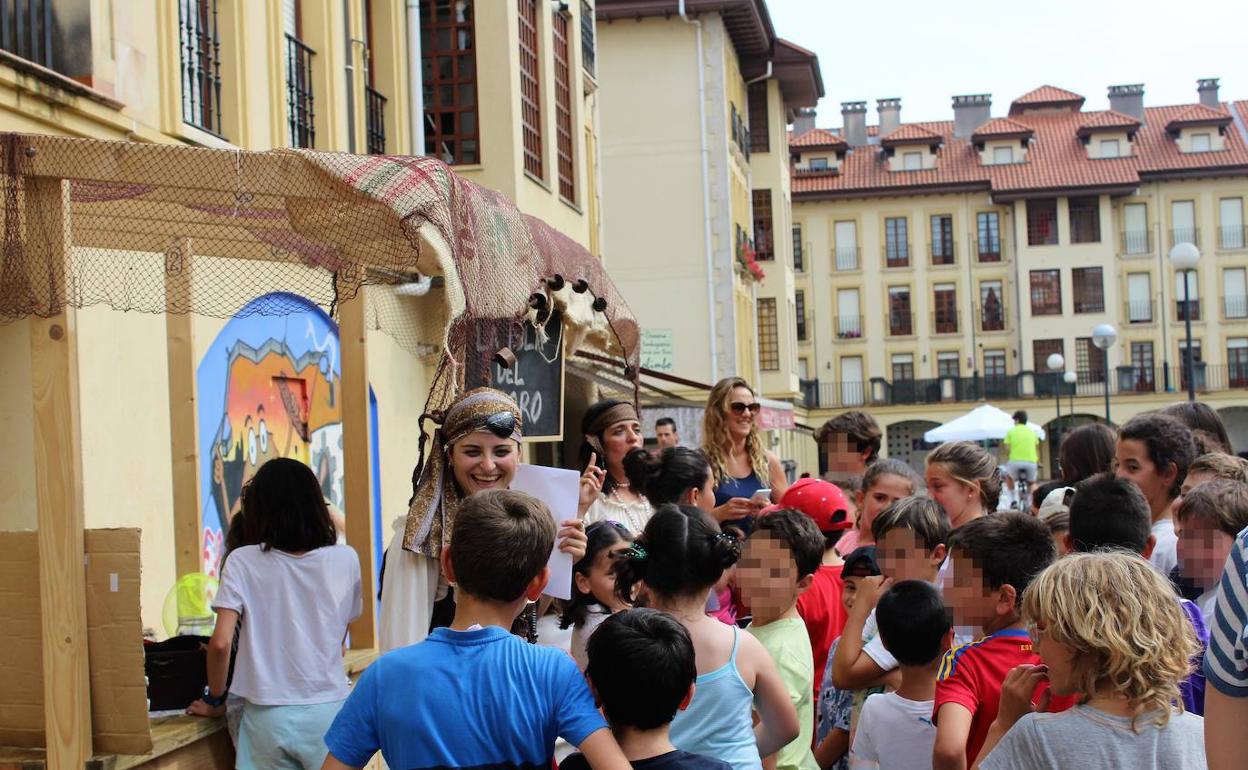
[378,387,587,651]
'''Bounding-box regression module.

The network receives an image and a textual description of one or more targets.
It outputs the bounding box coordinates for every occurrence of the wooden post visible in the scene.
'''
[340,289,376,649]
[27,178,93,764]
[166,238,203,578]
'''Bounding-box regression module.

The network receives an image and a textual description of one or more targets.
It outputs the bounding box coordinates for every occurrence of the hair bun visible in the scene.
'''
[710,531,742,569]
[624,447,661,495]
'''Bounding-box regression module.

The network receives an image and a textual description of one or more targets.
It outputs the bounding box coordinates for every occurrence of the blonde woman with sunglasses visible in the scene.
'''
[701,377,788,533]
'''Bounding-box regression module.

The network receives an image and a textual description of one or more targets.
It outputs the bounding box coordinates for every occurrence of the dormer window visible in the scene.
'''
[810,157,829,169]
[1192,133,1212,152]
[1100,139,1120,158]
[993,146,1014,164]
[903,152,922,171]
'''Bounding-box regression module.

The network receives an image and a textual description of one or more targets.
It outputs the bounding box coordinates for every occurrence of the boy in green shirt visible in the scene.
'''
[1004,410,1039,503]
[738,509,827,770]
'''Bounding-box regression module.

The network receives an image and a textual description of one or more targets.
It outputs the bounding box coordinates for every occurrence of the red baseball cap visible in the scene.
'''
[778,478,851,534]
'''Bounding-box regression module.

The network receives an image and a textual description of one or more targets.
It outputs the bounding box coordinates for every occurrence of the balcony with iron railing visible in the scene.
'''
[1223,295,1248,321]
[1219,225,1248,251]
[930,239,957,266]
[887,311,914,337]
[1170,227,1200,248]
[1126,299,1155,324]
[1,0,54,70]
[834,245,860,271]
[882,243,910,269]
[974,237,1002,263]
[1119,229,1154,256]
[836,314,863,340]
[1176,297,1203,322]
[285,34,316,149]
[976,303,1006,332]
[580,0,595,78]
[797,364,1248,410]
[797,314,809,342]
[365,85,387,154]
[1068,211,1101,244]
[932,310,960,335]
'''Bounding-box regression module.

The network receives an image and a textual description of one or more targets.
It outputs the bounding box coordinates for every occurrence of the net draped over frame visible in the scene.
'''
[0,133,640,417]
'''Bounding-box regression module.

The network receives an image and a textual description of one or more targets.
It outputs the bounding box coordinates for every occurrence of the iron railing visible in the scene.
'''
[1126,299,1155,324]
[888,311,914,337]
[179,0,222,136]
[974,238,1002,262]
[1176,298,1202,322]
[836,315,863,339]
[1224,295,1248,320]
[285,34,316,148]
[365,85,387,155]
[933,310,959,335]
[797,365,1248,409]
[796,313,808,342]
[834,245,860,271]
[930,239,956,266]
[883,243,910,268]
[1170,227,1200,248]
[1219,226,1248,250]
[0,0,54,69]
[1069,211,1101,244]
[1119,229,1153,256]
[977,303,1006,332]
[580,0,595,78]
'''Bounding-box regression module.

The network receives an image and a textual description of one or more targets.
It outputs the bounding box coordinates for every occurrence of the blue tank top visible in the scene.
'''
[715,472,767,534]
[669,625,761,770]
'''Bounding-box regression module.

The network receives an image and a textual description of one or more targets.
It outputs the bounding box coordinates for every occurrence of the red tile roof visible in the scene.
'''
[1009,86,1086,115]
[792,93,1248,200]
[790,127,848,150]
[1165,103,1233,130]
[1076,110,1141,136]
[972,117,1034,141]
[880,123,943,148]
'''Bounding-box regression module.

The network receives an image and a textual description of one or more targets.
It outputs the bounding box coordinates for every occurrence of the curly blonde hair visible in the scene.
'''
[701,377,769,487]
[1022,551,1198,730]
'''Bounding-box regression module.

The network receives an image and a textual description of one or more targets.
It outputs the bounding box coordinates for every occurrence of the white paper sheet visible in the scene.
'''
[510,464,580,600]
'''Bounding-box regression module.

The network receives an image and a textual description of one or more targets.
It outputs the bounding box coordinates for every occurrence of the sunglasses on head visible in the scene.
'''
[482,411,517,439]
[730,402,761,416]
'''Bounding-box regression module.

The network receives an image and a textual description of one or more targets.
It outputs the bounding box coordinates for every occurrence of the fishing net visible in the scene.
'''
[0,132,640,414]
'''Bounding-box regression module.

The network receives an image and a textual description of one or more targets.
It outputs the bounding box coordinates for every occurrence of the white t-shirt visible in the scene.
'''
[214,543,362,705]
[849,692,936,770]
[1149,518,1178,576]
[570,606,611,671]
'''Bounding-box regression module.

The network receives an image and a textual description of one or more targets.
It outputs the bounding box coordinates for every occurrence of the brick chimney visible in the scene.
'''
[1198,78,1220,109]
[793,108,817,135]
[1108,84,1145,123]
[877,98,901,138]
[952,94,992,139]
[840,101,867,147]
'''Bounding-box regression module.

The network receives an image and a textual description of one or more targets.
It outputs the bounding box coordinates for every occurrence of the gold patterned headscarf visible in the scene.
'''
[402,388,523,556]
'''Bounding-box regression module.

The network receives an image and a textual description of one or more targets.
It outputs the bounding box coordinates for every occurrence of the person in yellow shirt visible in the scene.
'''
[1004,411,1039,504]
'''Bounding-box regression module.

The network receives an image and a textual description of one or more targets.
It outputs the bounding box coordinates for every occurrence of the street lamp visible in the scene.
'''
[1170,242,1201,403]
[1047,353,1065,452]
[1092,324,1117,423]
[1064,370,1077,419]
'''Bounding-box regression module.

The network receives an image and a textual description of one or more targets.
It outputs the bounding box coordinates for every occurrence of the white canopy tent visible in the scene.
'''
[924,404,1047,443]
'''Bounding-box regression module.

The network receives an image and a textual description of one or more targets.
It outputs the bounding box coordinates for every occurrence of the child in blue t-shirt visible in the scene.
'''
[322,490,630,770]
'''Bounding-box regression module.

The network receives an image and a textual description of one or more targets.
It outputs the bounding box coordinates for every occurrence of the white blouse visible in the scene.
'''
[584,493,654,536]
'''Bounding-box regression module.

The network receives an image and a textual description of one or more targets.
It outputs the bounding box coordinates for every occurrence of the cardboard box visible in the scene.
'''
[0,528,153,755]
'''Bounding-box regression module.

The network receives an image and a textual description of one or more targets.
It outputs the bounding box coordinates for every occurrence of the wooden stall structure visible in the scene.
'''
[0,133,640,768]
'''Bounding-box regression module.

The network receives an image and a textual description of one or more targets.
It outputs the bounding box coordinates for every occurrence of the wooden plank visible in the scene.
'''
[27,178,93,764]
[166,238,202,578]
[339,289,376,649]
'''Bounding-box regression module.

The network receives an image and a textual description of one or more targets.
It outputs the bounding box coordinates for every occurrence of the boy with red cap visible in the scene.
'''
[775,478,854,700]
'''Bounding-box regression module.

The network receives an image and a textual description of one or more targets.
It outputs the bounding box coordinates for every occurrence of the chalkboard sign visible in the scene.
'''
[465,311,565,440]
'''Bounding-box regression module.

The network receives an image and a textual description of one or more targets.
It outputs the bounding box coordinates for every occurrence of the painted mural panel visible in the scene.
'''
[196,293,369,576]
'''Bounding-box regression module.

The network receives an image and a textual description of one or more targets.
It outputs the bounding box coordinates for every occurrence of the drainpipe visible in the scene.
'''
[679,0,719,381]
[344,0,356,153]
[745,61,772,86]
[407,0,426,155]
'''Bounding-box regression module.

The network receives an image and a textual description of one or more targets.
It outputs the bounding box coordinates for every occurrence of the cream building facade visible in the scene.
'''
[596,0,821,474]
[0,0,607,636]
[793,81,1248,472]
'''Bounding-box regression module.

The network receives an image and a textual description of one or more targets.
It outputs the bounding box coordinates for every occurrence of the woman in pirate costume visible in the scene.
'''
[378,387,586,651]
[576,399,655,534]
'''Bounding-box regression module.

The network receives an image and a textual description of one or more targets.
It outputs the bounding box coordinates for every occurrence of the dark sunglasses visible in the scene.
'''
[482,411,517,439]
[729,402,761,416]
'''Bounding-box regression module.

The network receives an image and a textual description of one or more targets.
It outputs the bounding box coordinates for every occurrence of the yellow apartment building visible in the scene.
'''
[0,0,608,636]
[596,0,821,474]
[792,80,1248,473]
